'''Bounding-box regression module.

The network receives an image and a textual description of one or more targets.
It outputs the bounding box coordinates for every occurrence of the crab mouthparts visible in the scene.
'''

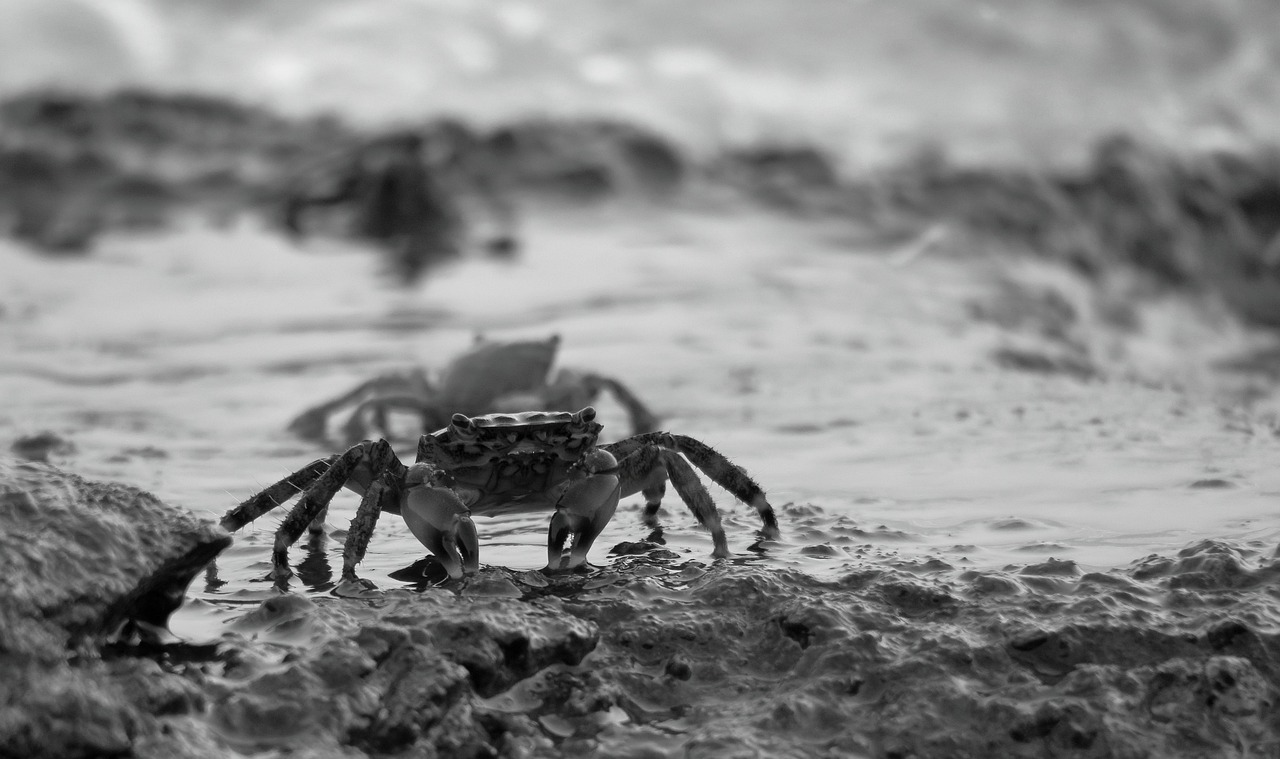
[507,440,546,455]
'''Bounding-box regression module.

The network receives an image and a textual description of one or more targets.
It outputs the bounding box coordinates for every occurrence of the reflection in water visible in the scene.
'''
[202,561,226,593]
[296,531,334,592]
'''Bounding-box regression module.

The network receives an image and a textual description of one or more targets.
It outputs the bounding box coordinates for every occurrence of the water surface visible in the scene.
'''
[3,206,1278,640]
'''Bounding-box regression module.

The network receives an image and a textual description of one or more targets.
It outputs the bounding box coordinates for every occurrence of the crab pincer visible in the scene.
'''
[400,463,480,581]
[545,449,622,573]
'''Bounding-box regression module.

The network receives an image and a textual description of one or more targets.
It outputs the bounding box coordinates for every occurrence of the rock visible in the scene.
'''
[209,591,599,755]
[10,431,77,462]
[0,459,231,759]
[486,118,685,199]
[0,459,231,658]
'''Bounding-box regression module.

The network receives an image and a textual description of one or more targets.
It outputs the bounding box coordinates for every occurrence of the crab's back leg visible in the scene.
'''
[609,442,729,558]
[668,434,778,538]
[265,439,403,580]
[220,456,336,532]
[607,432,778,538]
[340,466,405,583]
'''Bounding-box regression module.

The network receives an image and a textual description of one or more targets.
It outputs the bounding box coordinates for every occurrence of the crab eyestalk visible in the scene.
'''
[449,413,479,440]
[546,448,621,572]
[401,463,480,580]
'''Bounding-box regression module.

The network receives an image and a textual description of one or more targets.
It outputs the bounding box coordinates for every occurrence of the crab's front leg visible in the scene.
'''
[399,463,480,580]
[546,449,622,573]
[220,439,404,584]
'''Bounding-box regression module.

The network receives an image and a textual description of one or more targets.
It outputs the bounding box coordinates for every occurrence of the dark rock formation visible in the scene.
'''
[0,459,232,759]
[9,430,77,462]
[856,135,1280,326]
[0,459,231,658]
[486,118,685,200]
[208,592,597,756]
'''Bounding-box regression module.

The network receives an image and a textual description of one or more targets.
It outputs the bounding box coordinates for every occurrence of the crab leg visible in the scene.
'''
[339,468,403,583]
[267,439,402,579]
[546,450,622,571]
[640,480,666,528]
[612,444,730,557]
[670,434,778,538]
[609,432,778,539]
[220,456,337,532]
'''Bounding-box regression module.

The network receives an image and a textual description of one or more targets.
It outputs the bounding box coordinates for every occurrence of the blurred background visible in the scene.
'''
[3,0,1279,167]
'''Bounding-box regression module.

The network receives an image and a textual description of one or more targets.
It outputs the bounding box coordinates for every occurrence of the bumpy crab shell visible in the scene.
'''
[419,410,604,467]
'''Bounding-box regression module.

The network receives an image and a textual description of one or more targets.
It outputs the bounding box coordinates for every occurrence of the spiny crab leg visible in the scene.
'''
[671,433,778,538]
[613,444,729,557]
[220,456,336,533]
[219,440,403,581]
[546,449,622,572]
[399,463,480,580]
[339,469,403,584]
[605,432,779,553]
[269,440,403,579]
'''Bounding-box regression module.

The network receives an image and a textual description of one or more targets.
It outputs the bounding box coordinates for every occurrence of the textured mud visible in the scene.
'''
[6,522,1280,757]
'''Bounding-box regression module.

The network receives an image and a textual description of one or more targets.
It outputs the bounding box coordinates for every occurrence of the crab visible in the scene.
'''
[286,334,661,446]
[220,406,779,586]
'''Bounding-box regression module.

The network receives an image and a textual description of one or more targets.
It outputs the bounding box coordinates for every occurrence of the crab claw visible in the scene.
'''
[401,464,480,580]
[546,449,621,573]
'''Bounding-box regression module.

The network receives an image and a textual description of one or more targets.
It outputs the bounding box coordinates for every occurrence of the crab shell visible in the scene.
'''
[418,407,604,471]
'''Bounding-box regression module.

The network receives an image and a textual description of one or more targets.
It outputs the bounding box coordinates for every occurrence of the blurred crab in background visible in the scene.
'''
[287,335,661,446]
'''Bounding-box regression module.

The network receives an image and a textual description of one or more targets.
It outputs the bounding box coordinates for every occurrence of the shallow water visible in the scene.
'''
[3,203,1279,643]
